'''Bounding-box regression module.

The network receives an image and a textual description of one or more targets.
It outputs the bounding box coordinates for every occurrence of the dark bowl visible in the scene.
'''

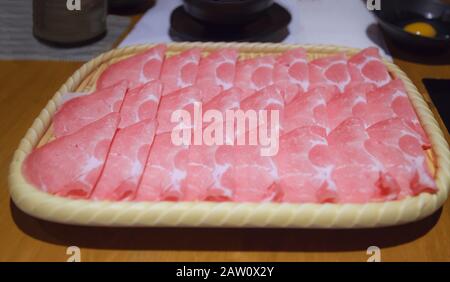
[374,0,450,52]
[183,0,274,25]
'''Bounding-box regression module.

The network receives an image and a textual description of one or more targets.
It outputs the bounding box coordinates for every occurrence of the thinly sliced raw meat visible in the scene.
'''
[24,46,437,204]
[97,44,166,89]
[234,55,276,99]
[275,81,301,104]
[201,85,282,148]
[181,144,215,201]
[119,81,162,128]
[202,87,242,137]
[160,48,202,96]
[364,79,416,124]
[215,143,280,202]
[274,126,337,203]
[310,118,401,202]
[203,87,242,114]
[348,47,391,87]
[196,49,238,102]
[23,113,120,198]
[283,86,335,134]
[91,119,156,201]
[156,86,202,134]
[309,54,351,92]
[53,81,127,137]
[135,133,189,201]
[366,118,436,195]
[180,144,235,201]
[240,84,285,112]
[364,79,430,148]
[238,84,285,139]
[274,48,309,93]
[327,82,374,130]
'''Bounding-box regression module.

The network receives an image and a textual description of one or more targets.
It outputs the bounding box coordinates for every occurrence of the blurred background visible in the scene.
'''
[1,0,448,62]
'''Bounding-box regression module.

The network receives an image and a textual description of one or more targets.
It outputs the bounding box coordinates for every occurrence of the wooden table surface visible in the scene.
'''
[1,14,450,262]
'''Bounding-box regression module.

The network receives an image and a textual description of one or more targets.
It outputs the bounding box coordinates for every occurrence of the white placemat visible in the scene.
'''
[119,0,390,57]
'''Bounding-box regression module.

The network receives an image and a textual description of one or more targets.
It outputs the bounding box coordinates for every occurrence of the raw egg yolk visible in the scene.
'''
[404,22,437,38]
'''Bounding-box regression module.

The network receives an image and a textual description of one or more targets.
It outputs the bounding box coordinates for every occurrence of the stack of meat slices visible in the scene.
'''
[23,45,437,204]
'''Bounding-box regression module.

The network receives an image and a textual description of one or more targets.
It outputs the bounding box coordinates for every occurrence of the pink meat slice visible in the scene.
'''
[310,118,401,203]
[276,82,301,105]
[156,86,202,134]
[135,133,189,201]
[274,48,310,94]
[91,119,156,201]
[184,102,277,202]
[119,81,162,128]
[215,143,280,202]
[364,79,416,124]
[348,47,391,87]
[283,86,336,134]
[366,118,436,195]
[234,55,276,100]
[274,126,337,203]
[195,48,238,102]
[327,82,374,131]
[203,87,242,114]
[240,84,285,112]
[202,87,242,140]
[53,81,127,137]
[238,84,285,139]
[364,79,430,148]
[181,144,216,201]
[97,44,166,89]
[160,48,202,96]
[180,144,236,201]
[23,113,120,198]
[309,54,351,93]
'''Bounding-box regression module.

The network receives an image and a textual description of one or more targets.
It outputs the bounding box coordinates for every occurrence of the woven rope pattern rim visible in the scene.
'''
[8,42,450,228]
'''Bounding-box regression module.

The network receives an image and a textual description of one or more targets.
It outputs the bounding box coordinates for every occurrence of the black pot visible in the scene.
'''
[374,0,450,52]
[108,0,154,14]
[183,0,274,25]
[108,0,148,9]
